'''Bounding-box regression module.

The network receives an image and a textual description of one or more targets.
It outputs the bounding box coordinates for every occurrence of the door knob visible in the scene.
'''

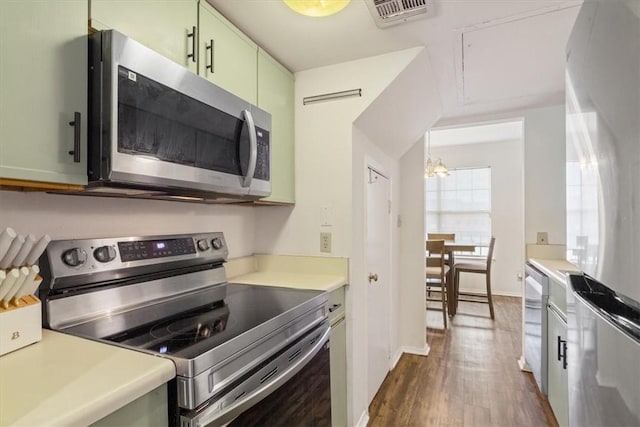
[368,273,378,283]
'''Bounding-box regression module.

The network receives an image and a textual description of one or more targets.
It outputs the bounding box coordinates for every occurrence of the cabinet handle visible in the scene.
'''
[557,336,568,370]
[67,112,81,163]
[187,26,196,63]
[206,39,214,73]
[329,303,342,313]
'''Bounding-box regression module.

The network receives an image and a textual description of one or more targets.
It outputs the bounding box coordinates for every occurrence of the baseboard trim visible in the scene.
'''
[391,348,403,370]
[518,355,531,372]
[356,410,370,427]
[401,344,430,357]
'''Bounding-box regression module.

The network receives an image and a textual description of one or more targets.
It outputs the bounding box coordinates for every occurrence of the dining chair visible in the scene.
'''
[427,233,455,241]
[427,233,455,265]
[425,239,449,328]
[453,237,496,319]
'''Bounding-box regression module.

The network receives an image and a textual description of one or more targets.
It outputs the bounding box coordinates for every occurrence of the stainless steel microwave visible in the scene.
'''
[87,30,271,201]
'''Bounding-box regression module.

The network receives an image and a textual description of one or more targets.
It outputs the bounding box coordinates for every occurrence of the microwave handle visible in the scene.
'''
[242,109,257,188]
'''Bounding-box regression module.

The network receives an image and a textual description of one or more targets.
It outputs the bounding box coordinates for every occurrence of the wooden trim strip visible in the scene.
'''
[0,178,84,192]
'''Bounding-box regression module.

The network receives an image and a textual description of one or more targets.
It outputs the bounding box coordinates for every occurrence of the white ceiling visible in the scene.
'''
[208,0,582,122]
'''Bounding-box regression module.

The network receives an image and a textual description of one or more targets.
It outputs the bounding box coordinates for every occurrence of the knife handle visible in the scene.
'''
[0,269,20,301]
[14,265,40,301]
[3,267,29,308]
[12,234,36,267]
[25,235,50,266]
[0,235,24,269]
[0,228,17,263]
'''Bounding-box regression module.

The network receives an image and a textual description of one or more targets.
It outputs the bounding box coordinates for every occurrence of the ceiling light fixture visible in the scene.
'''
[425,131,449,178]
[283,0,350,17]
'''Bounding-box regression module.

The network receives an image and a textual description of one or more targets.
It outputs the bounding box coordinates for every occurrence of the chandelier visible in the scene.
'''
[424,131,449,178]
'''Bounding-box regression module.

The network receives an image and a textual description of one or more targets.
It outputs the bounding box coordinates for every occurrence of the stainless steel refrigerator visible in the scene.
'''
[565,1,640,426]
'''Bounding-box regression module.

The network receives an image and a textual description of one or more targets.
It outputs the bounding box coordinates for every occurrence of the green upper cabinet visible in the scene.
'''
[0,0,88,186]
[198,1,257,104]
[90,0,198,74]
[257,49,295,204]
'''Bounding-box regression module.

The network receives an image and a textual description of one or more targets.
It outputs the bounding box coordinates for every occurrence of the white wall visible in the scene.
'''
[429,137,525,296]
[0,191,256,258]
[398,139,428,351]
[523,105,567,245]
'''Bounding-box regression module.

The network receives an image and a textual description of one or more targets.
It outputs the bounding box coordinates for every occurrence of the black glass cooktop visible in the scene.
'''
[107,283,323,359]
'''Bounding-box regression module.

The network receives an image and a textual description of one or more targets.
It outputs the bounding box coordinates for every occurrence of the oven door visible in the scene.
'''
[180,324,331,427]
[89,30,271,198]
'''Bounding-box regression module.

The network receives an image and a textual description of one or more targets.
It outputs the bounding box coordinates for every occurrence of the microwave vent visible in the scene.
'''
[367,0,435,28]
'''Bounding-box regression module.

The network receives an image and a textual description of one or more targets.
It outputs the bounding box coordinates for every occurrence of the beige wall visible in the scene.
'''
[0,191,256,258]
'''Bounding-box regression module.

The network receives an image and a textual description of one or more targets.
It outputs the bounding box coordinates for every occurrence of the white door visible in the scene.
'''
[367,167,391,403]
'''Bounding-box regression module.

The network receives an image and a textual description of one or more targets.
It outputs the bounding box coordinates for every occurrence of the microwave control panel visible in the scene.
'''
[255,127,270,181]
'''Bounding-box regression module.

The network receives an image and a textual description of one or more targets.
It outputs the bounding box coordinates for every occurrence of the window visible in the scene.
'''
[426,167,491,256]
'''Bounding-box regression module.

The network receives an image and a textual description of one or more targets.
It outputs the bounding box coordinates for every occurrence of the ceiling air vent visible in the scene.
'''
[366,0,435,28]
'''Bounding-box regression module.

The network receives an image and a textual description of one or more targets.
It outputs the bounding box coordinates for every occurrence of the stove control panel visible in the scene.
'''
[40,232,229,283]
[118,237,196,262]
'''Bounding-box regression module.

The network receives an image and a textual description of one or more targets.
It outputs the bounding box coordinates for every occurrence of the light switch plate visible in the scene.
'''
[537,232,548,245]
[320,205,333,226]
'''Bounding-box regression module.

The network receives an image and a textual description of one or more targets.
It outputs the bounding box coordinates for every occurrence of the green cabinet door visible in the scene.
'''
[329,284,347,427]
[257,49,295,204]
[90,0,198,73]
[198,1,257,104]
[547,304,569,427]
[0,0,88,185]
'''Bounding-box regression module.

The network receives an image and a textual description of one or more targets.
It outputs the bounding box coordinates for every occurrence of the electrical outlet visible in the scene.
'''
[320,232,332,253]
[537,232,548,245]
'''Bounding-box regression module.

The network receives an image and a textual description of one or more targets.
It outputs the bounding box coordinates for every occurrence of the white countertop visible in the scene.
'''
[528,258,580,286]
[231,271,347,292]
[0,329,175,427]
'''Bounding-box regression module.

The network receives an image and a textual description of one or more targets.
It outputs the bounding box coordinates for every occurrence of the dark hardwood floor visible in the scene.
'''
[368,296,557,427]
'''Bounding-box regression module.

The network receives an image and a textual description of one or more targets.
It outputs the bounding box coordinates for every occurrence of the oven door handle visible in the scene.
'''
[188,326,330,427]
[241,109,257,188]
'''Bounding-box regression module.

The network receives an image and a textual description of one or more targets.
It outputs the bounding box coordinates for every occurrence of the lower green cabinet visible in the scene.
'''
[90,384,168,427]
[329,286,347,427]
[547,304,569,427]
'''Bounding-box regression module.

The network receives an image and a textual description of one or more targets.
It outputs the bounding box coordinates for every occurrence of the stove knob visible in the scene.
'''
[197,239,210,251]
[62,248,87,267]
[93,246,116,263]
[211,238,223,250]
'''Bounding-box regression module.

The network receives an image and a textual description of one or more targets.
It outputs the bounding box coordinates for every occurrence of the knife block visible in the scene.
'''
[0,295,42,356]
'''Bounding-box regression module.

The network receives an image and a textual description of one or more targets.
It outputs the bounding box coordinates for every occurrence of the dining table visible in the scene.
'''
[428,240,476,316]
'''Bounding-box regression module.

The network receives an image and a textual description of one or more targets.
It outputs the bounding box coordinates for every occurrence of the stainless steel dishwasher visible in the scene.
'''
[524,262,550,394]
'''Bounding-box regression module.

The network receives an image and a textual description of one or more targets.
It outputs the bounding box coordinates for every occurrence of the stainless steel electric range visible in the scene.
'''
[37,232,331,427]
